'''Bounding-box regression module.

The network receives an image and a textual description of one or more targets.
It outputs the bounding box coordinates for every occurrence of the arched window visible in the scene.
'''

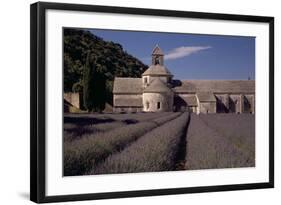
[144,77,147,84]
[157,102,161,109]
[146,102,149,110]
[155,56,160,65]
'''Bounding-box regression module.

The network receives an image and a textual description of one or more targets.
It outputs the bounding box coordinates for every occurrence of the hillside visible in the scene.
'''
[64,28,148,104]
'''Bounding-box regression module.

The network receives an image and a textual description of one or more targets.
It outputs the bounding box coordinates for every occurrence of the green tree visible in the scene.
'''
[92,64,106,112]
[83,52,95,111]
[83,52,106,112]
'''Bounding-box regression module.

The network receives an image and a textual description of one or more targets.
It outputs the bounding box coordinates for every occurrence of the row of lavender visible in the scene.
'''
[64,112,254,176]
[64,112,183,176]
[64,112,170,142]
[91,112,189,174]
[185,114,255,170]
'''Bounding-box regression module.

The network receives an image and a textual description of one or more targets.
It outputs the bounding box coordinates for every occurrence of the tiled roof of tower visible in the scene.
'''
[113,77,143,94]
[142,64,173,76]
[143,78,172,93]
[173,80,255,94]
[152,45,164,55]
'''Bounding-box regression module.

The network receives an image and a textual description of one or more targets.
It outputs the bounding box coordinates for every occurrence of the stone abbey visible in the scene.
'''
[113,45,255,114]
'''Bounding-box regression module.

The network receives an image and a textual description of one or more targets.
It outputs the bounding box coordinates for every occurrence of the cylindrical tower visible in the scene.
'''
[142,78,174,112]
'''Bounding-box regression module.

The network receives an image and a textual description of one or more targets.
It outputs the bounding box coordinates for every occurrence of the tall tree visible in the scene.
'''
[83,52,106,112]
[93,64,106,112]
[83,52,95,111]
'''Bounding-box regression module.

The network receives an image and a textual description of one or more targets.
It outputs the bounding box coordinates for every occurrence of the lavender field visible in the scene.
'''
[64,112,255,176]
[185,113,255,170]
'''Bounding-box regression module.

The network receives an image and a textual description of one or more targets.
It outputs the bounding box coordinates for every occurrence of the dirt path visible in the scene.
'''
[174,113,190,171]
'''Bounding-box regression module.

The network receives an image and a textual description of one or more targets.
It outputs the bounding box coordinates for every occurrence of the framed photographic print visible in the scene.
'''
[30,2,274,203]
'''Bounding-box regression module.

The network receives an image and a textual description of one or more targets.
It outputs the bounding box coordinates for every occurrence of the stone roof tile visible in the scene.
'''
[173,80,255,94]
[142,64,172,76]
[113,77,143,94]
[143,78,172,93]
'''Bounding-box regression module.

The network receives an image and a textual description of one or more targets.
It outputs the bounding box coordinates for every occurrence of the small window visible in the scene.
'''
[168,77,171,83]
[144,77,147,84]
[146,102,149,110]
[157,102,161,109]
[154,56,160,65]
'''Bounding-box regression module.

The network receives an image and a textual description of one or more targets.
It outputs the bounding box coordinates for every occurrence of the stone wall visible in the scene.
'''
[189,106,197,113]
[113,94,142,106]
[174,94,197,112]
[244,95,255,113]
[64,92,80,108]
[198,102,216,114]
[229,94,242,113]
[113,94,143,113]
[143,92,174,112]
[113,107,143,113]
[215,93,255,114]
[215,94,229,113]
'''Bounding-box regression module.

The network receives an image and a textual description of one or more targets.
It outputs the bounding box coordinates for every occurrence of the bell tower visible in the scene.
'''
[152,44,164,66]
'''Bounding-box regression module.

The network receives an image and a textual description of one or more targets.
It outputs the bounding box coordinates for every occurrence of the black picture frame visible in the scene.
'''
[30,2,274,203]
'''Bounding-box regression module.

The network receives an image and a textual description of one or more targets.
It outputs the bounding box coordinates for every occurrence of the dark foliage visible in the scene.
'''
[63,28,148,105]
[83,53,106,112]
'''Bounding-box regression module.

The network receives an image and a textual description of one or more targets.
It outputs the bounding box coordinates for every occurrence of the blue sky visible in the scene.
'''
[89,29,255,80]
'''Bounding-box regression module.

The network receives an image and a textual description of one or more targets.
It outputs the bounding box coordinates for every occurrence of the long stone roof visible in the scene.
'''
[113,77,143,94]
[142,64,173,76]
[113,78,255,95]
[173,80,255,94]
